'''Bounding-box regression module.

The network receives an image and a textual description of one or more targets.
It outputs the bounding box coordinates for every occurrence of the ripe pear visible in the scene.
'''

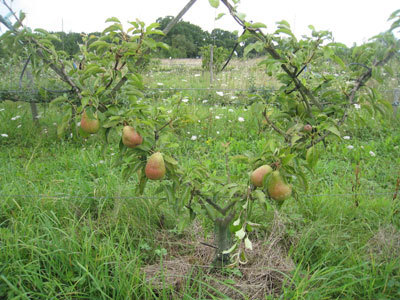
[250,164,272,187]
[122,126,143,148]
[145,152,166,180]
[303,124,313,132]
[267,171,292,202]
[80,110,100,134]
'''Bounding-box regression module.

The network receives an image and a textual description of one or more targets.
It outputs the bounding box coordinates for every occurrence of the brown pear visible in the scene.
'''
[267,171,292,202]
[145,152,166,180]
[80,110,100,134]
[250,164,272,187]
[122,126,143,148]
[303,124,312,132]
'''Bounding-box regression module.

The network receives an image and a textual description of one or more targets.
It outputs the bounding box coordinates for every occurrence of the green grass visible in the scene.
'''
[1,59,400,299]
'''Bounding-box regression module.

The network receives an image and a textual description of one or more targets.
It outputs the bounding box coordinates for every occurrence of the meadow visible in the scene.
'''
[1,58,400,299]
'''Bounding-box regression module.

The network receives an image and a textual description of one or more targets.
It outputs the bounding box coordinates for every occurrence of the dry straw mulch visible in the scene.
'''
[143,213,295,299]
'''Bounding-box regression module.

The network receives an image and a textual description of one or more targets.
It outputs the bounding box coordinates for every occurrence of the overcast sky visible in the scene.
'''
[1,0,399,46]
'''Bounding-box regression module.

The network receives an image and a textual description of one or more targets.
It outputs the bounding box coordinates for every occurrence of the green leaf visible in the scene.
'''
[306,146,319,169]
[326,126,341,138]
[208,0,220,8]
[163,155,178,165]
[331,55,345,69]
[105,17,121,23]
[253,189,268,213]
[244,43,256,57]
[296,168,309,192]
[216,13,225,20]
[248,22,266,29]
[275,28,295,38]
[50,95,67,107]
[236,12,246,21]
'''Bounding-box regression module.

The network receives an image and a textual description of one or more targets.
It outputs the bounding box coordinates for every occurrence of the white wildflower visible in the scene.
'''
[191,135,197,141]
[231,96,237,100]
[17,124,21,128]
[228,108,234,112]
[182,98,189,103]
[216,131,220,134]
[1,134,8,137]
[343,136,351,140]
[157,82,164,86]
[182,79,187,82]
[11,115,21,121]
[216,91,224,96]
[347,145,354,150]
[194,74,201,77]
[99,160,105,164]
[0,108,5,112]
[369,151,376,157]
[354,103,361,109]
[215,115,221,120]
[167,110,172,114]
[202,100,208,103]
[238,117,245,122]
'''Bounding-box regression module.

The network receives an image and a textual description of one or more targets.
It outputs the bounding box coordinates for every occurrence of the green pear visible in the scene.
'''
[80,110,100,134]
[267,171,292,202]
[250,164,273,187]
[122,126,143,148]
[145,152,166,180]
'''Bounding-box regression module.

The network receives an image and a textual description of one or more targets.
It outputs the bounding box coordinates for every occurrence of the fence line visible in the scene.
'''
[0,191,395,200]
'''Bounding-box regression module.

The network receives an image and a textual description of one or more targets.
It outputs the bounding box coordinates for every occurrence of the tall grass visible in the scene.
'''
[0,59,399,299]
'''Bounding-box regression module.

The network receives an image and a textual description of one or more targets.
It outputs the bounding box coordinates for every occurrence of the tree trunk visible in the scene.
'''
[213,216,233,266]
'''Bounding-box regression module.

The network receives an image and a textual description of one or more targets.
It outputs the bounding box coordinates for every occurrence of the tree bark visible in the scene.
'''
[163,0,198,35]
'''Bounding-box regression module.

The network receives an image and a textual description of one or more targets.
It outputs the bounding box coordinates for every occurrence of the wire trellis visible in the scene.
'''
[0,191,396,200]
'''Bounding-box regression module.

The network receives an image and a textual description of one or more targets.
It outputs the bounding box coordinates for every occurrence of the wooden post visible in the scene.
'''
[209,45,214,85]
[393,88,399,118]
[19,56,39,125]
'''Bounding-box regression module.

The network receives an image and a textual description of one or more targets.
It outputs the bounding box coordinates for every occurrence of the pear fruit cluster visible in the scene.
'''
[122,126,143,148]
[145,152,166,180]
[80,110,100,134]
[250,165,292,202]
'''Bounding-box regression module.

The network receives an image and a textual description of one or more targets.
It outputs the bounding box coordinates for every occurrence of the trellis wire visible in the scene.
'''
[0,191,396,200]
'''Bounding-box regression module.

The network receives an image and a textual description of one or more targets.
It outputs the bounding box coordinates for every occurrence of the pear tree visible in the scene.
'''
[1,0,399,267]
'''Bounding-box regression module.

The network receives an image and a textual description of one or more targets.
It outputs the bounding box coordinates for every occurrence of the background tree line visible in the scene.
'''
[0,16,253,59]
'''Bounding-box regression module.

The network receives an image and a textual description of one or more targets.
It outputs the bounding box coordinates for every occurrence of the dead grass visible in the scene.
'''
[142,213,294,299]
[367,224,400,262]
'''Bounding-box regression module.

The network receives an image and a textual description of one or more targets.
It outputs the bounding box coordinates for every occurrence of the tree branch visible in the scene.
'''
[262,109,290,142]
[306,44,398,148]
